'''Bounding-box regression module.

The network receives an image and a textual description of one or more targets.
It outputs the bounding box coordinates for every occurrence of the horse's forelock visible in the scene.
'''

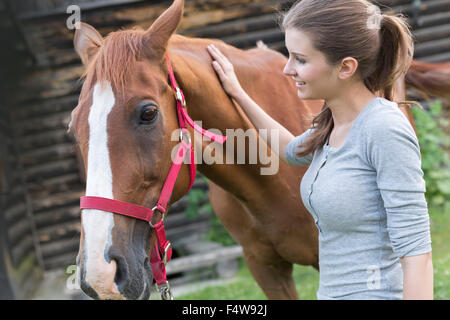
[82,28,148,95]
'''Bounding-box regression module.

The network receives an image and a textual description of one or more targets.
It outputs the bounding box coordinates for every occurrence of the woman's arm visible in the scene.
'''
[366,109,433,300]
[231,89,297,163]
[206,44,295,163]
[401,252,433,300]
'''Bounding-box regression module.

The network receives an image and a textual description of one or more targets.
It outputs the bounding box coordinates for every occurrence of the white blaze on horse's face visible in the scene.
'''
[81,81,122,299]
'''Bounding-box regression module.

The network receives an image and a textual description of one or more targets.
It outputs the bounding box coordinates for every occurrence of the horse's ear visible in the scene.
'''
[144,0,184,59]
[74,22,103,66]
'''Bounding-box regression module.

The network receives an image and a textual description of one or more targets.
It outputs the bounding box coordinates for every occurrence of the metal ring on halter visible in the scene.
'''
[148,205,165,228]
[157,282,173,300]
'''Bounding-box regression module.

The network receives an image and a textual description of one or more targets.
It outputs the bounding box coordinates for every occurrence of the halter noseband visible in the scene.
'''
[80,54,227,300]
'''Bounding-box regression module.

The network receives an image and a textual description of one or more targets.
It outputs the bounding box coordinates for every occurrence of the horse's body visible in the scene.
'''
[405,60,450,103]
[71,0,450,300]
[167,34,323,298]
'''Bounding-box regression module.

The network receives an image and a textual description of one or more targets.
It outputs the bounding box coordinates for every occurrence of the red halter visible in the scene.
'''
[80,54,227,300]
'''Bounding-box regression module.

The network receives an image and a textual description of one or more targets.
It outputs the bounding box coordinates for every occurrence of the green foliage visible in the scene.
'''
[185,176,236,246]
[204,204,237,246]
[185,189,208,220]
[412,100,450,212]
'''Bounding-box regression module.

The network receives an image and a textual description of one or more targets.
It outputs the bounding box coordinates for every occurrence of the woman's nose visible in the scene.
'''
[283,60,295,76]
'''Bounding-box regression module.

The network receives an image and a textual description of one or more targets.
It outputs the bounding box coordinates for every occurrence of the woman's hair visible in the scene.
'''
[279,0,420,157]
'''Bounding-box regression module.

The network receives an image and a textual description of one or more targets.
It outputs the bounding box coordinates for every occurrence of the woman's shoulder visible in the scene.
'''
[362,97,416,138]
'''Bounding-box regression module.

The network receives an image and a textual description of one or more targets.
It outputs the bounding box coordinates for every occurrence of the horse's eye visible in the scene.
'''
[139,105,158,124]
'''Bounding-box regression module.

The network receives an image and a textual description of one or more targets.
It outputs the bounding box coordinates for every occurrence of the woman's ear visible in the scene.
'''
[338,57,359,80]
[74,22,103,66]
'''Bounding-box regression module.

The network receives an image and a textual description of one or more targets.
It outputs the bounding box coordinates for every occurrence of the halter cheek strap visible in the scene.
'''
[80,54,227,300]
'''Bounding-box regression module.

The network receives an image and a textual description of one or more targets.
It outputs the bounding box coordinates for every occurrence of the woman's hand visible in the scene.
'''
[207,43,243,99]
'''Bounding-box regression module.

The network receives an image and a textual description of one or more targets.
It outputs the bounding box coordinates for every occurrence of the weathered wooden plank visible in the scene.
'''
[15,0,158,20]
[166,205,210,228]
[24,158,79,183]
[415,37,450,57]
[165,245,243,275]
[421,50,450,63]
[33,205,81,229]
[417,10,450,28]
[223,28,283,48]
[181,13,278,39]
[413,23,450,43]
[14,65,83,103]
[18,129,72,152]
[31,189,84,213]
[20,143,76,168]
[390,0,450,16]
[11,94,78,121]
[42,252,77,270]
[39,237,80,261]
[38,220,80,244]
[27,172,82,195]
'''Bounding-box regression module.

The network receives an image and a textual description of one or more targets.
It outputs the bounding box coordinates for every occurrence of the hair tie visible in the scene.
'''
[367,5,382,30]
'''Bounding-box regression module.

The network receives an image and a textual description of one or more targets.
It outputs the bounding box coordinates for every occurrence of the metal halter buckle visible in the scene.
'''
[179,129,191,144]
[157,281,173,300]
[162,242,171,265]
[176,87,186,107]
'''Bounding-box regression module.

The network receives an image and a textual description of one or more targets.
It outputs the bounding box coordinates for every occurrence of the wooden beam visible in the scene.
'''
[165,245,243,275]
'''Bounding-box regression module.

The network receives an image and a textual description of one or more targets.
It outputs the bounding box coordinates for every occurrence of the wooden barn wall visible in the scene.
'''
[4,0,450,271]
[0,108,44,299]
[0,0,43,298]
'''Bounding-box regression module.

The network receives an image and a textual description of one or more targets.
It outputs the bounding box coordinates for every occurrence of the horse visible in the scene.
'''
[70,0,450,300]
[405,60,450,104]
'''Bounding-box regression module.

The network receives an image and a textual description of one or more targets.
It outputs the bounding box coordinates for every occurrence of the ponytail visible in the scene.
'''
[365,13,414,103]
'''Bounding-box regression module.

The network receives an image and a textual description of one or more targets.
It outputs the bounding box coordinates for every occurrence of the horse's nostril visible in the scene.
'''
[80,276,99,300]
[112,256,129,292]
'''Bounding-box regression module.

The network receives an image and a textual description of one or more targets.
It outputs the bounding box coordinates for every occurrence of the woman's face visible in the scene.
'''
[283,28,340,100]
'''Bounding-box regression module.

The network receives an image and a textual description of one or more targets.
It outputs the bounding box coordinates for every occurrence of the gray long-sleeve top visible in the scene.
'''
[286,97,432,300]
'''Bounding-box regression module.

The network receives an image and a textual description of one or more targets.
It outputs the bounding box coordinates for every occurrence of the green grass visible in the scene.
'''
[429,205,450,300]
[177,205,450,300]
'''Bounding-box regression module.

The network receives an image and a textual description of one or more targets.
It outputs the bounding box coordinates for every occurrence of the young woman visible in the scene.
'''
[206,0,433,300]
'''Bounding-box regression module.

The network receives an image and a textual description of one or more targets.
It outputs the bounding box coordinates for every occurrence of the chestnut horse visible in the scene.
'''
[405,60,450,103]
[70,0,450,300]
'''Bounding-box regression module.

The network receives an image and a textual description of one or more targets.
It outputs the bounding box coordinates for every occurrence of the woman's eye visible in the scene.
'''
[295,57,306,64]
[140,105,158,123]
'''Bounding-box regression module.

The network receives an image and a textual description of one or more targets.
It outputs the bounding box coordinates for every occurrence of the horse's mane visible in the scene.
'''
[82,27,147,94]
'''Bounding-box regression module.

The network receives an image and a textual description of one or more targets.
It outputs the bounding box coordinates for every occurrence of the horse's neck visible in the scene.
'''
[168,36,313,135]
[169,44,252,134]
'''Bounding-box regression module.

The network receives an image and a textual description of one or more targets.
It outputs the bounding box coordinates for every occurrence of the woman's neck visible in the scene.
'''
[326,83,377,128]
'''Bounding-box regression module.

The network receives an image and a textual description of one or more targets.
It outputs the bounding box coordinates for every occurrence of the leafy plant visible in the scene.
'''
[185,176,236,246]
[412,100,450,212]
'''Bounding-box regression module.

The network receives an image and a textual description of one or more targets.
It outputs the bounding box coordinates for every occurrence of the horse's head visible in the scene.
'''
[70,0,189,300]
